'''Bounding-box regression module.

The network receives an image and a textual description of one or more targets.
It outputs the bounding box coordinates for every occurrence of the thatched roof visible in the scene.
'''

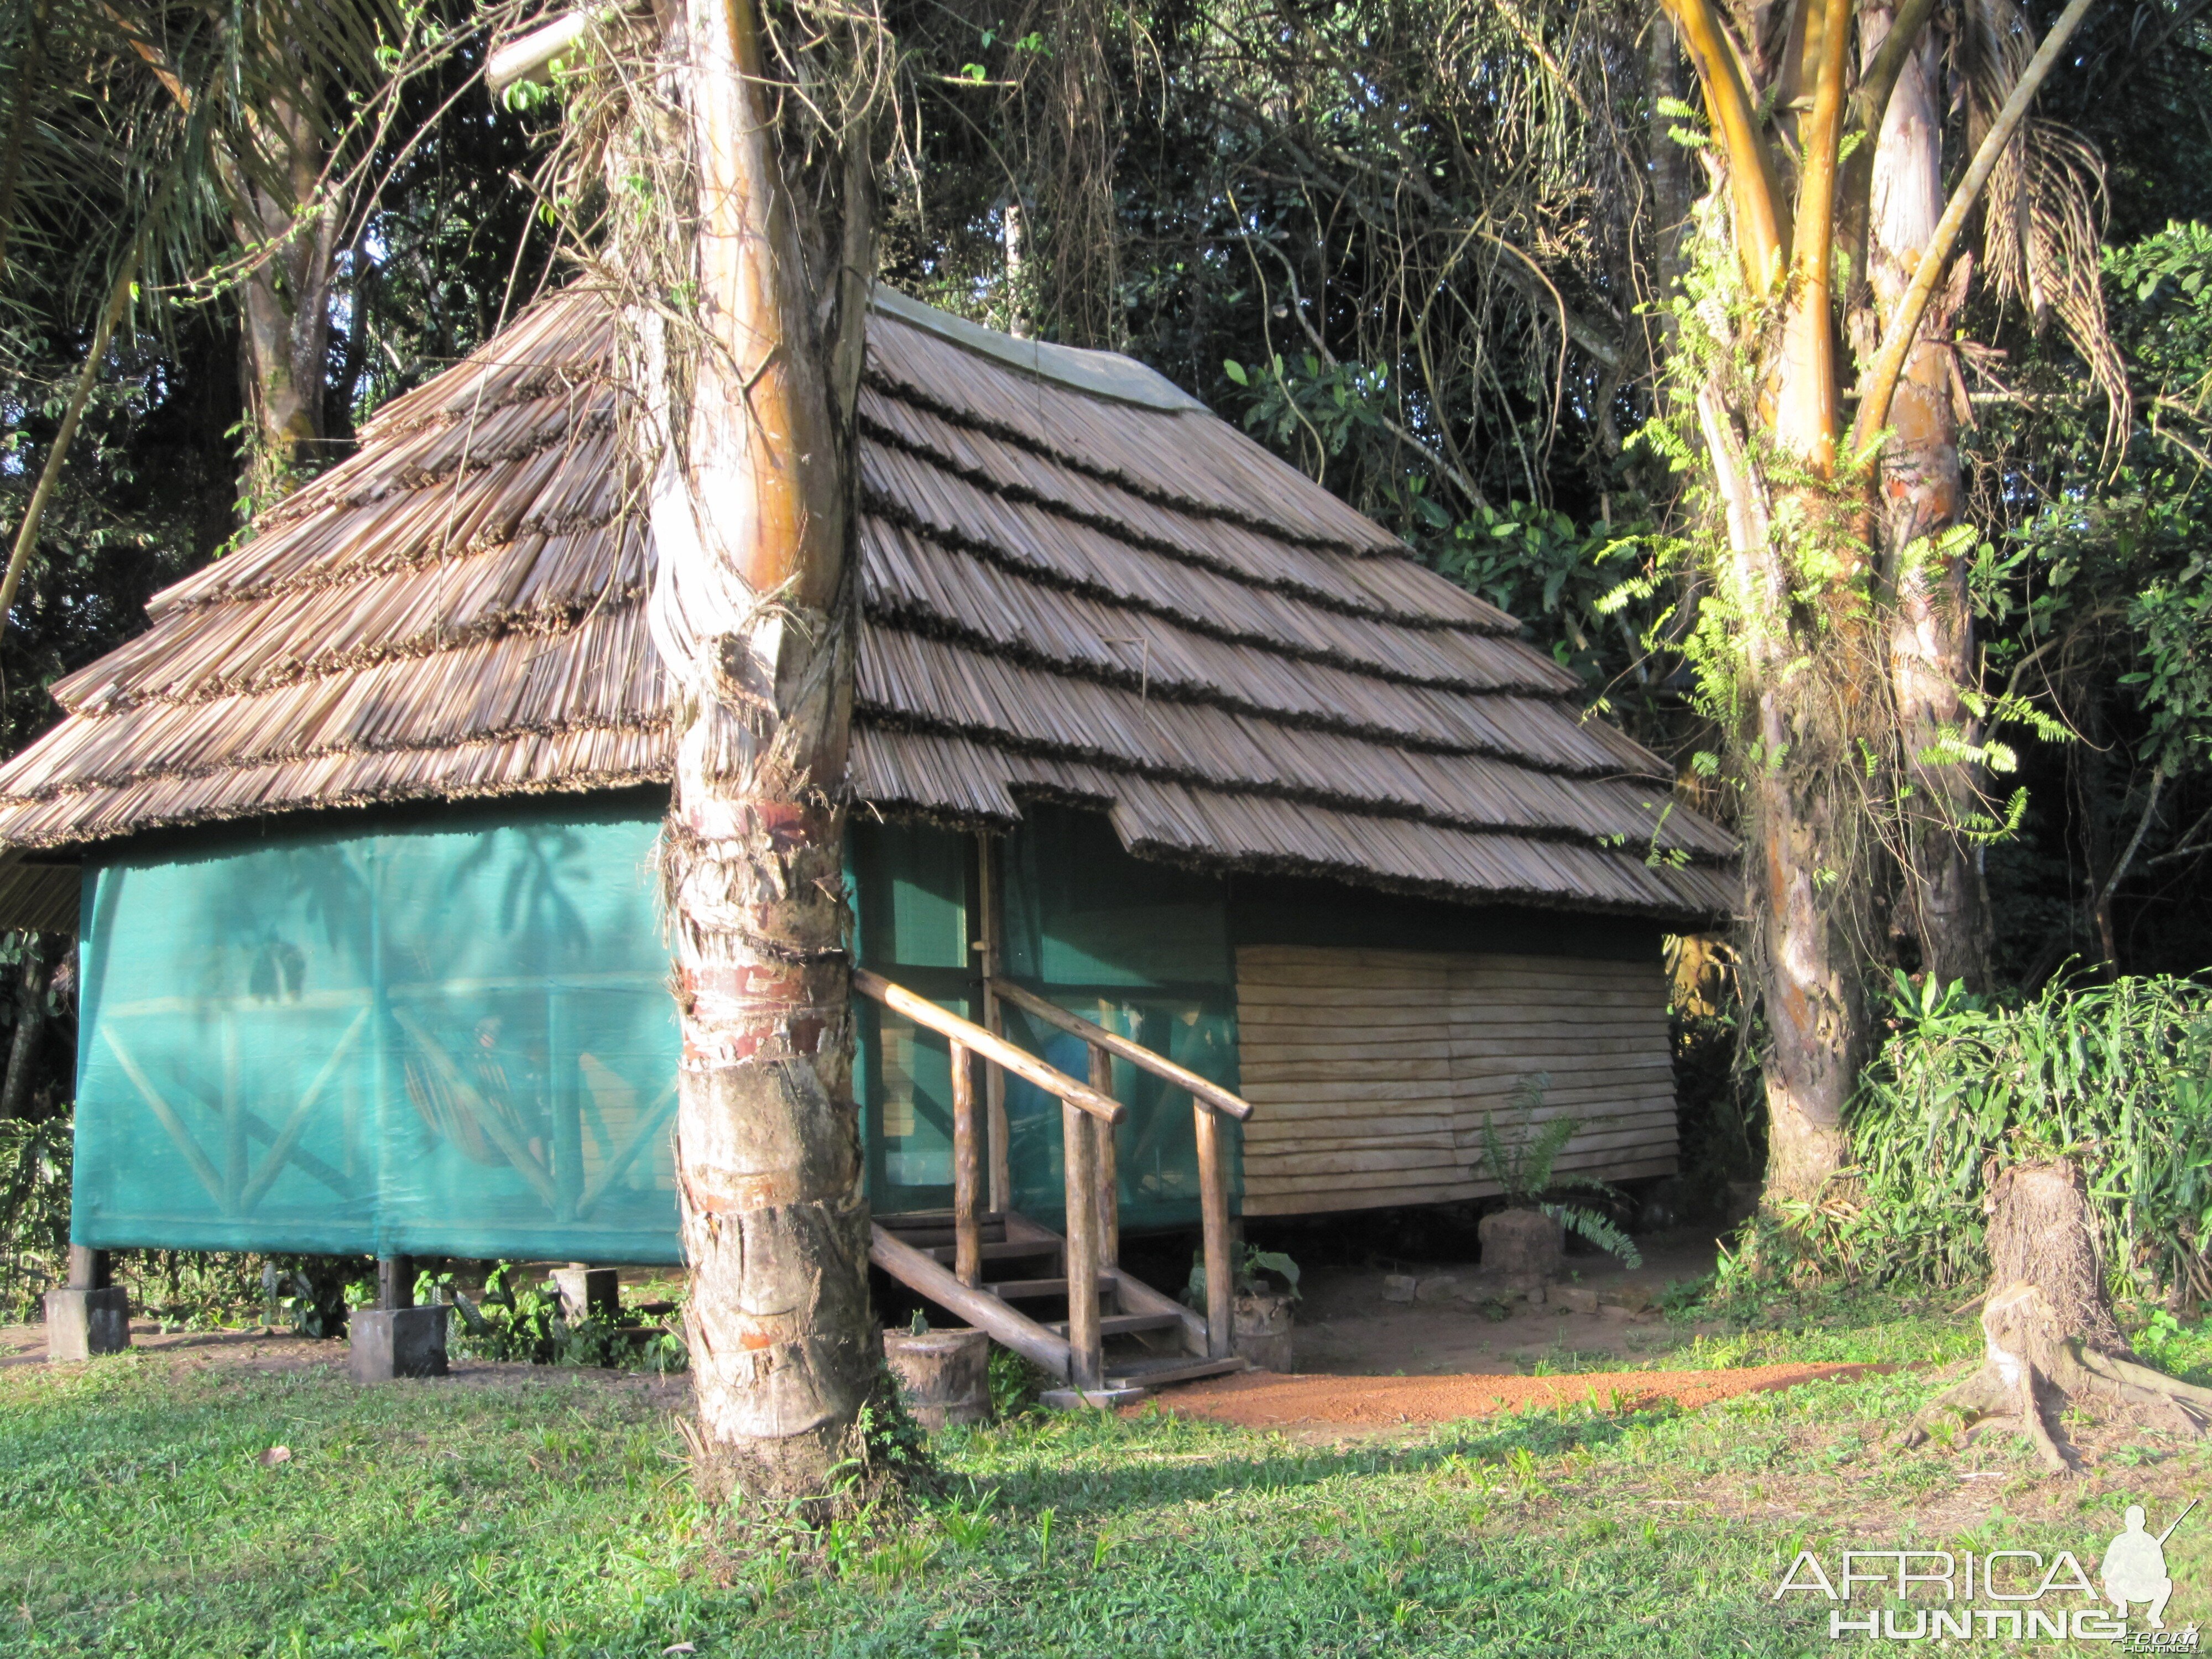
[0,284,1734,928]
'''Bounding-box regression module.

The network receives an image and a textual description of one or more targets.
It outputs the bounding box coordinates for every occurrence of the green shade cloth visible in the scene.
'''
[74,798,1250,1259]
[73,802,683,1261]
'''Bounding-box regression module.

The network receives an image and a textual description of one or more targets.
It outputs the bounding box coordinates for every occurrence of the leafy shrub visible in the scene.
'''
[988,1345,1050,1417]
[1797,972,2212,1296]
[0,1116,71,1319]
[1182,1244,1301,1313]
[429,1262,687,1373]
[265,1257,376,1337]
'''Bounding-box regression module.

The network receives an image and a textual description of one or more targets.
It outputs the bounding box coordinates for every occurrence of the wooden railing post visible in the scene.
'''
[951,1039,982,1288]
[977,834,1011,1214]
[1088,1042,1118,1269]
[1194,1102,1232,1360]
[1062,1096,1103,1390]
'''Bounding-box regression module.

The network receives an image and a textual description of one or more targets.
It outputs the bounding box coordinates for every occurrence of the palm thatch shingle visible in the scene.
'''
[0,284,1734,927]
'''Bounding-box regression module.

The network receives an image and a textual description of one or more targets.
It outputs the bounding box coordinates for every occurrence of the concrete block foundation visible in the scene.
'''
[348,1305,451,1383]
[45,1286,131,1361]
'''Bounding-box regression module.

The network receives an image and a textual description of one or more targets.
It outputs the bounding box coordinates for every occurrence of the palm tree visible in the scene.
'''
[495,0,889,1498]
[1654,0,2103,1202]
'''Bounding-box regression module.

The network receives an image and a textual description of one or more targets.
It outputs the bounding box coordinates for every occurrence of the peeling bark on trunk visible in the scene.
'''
[1698,383,1868,1211]
[1747,671,1868,1204]
[634,0,877,1501]
[1866,9,1991,992]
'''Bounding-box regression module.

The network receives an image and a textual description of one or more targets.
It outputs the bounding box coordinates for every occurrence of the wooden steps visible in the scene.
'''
[1045,1312,1184,1339]
[870,1208,1246,1395]
[988,1274,1112,1301]
[1106,1354,1246,1387]
[918,1239,1061,1266]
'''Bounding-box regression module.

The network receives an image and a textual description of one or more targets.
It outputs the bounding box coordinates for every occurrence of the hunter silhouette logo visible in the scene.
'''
[2104,1502,2192,1631]
[1773,1500,2197,1644]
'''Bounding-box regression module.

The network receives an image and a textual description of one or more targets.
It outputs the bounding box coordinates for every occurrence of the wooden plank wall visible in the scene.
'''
[1234,945,1677,1217]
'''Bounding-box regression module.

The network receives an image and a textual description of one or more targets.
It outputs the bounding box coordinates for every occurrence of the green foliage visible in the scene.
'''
[837,1366,938,1496]
[1796,972,2212,1293]
[1182,1243,1302,1314]
[1478,1075,1643,1268]
[0,1117,72,1320]
[987,1347,1051,1419]
[1426,500,1653,682]
[432,1262,687,1374]
[269,1257,374,1339]
[1478,1073,1573,1202]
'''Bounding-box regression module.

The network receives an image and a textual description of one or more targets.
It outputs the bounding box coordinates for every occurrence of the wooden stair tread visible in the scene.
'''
[1045,1312,1183,1338]
[987,1275,1112,1300]
[1105,1355,1249,1387]
[873,1205,1230,1392]
[877,1208,1008,1229]
[920,1239,1059,1265]
[889,1225,1008,1249]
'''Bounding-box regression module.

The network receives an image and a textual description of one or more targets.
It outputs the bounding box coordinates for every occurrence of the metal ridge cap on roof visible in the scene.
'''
[868,284,1207,414]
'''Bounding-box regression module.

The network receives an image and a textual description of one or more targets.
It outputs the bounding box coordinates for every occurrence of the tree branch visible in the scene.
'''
[1837,0,1942,269]
[1776,0,1855,467]
[1661,0,1788,290]
[0,251,138,629]
[2096,762,2168,916]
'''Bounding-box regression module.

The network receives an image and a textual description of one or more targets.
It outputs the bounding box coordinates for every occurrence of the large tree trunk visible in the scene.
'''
[231,95,339,510]
[632,0,878,1501]
[1866,7,1991,992]
[1905,1160,2212,1472]
[1697,379,1871,1210]
[1747,709,1868,1203]
[0,941,45,1121]
[1748,6,1868,1210]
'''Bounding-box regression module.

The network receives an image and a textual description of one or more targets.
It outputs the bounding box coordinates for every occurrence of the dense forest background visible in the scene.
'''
[6,0,2212,1123]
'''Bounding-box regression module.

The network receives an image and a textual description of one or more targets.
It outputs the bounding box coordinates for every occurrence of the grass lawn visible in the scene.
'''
[6,1288,2212,1657]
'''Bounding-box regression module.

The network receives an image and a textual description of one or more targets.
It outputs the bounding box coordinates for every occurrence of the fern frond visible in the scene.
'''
[1479,1110,1514,1193]
[1522,1113,1577,1193]
[1543,1202,1643,1268]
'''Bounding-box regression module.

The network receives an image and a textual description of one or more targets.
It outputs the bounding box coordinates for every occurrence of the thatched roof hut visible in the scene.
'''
[14,286,1737,1265]
[0,284,1730,930]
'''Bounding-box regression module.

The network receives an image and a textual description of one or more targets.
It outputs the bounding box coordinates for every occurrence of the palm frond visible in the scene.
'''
[1960,0,2131,451]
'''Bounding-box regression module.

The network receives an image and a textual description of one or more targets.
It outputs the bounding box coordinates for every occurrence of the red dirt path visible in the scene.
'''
[1146,1361,1878,1431]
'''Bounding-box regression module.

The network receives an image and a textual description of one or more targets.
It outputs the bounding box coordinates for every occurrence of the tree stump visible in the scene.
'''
[1478,1206,1563,1290]
[1902,1159,2212,1473]
[1232,1291,1296,1373]
[882,1328,990,1430]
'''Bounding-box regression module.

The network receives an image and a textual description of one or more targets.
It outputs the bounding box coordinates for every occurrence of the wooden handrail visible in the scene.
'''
[852,969,1124,1124]
[988,978,1254,1120]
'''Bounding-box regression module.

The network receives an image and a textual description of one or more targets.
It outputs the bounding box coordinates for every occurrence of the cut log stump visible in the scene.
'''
[883,1327,991,1430]
[1902,1160,2212,1473]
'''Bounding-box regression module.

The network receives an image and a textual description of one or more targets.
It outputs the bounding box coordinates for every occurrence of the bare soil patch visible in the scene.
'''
[1148,1359,1881,1430]
[1288,1234,1725,1375]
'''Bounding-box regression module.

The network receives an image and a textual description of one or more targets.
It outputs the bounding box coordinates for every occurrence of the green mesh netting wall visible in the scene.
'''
[73,801,684,1261]
[850,807,1241,1230]
[75,799,1243,1258]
